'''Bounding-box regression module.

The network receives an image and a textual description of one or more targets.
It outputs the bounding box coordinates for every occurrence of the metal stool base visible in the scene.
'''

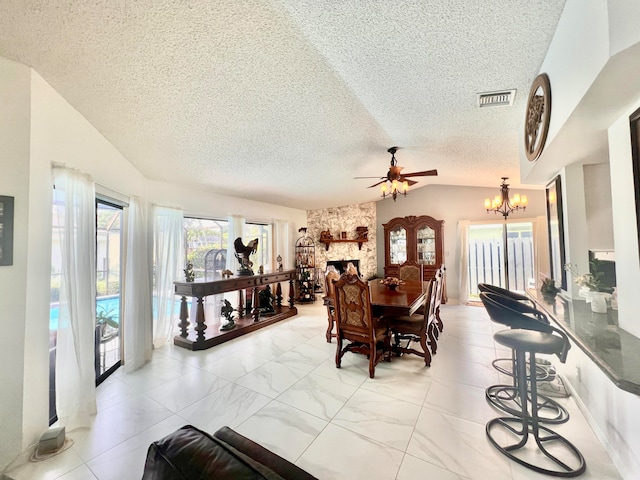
[486,416,586,477]
[486,384,570,424]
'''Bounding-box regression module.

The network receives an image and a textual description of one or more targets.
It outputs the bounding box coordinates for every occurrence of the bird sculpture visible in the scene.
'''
[234,237,259,275]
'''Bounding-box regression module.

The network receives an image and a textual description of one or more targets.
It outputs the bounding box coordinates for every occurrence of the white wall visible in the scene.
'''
[608,103,640,338]
[515,1,640,477]
[1,61,307,473]
[520,0,610,182]
[375,184,547,301]
[0,56,31,471]
[584,164,614,251]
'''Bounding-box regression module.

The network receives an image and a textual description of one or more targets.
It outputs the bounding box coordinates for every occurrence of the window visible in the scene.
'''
[183,218,229,280]
[245,222,272,271]
[183,218,273,278]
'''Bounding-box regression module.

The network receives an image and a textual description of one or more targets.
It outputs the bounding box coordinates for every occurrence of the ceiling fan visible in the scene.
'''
[354,147,437,199]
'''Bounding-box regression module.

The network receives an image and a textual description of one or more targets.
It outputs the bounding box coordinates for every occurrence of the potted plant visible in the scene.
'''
[96,306,119,339]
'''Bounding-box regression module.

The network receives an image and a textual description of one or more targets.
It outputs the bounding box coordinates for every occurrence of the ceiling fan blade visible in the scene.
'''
[368,180,387,188]
[401,169,438,177]
[353,176,385,179]
[403,178,419,186]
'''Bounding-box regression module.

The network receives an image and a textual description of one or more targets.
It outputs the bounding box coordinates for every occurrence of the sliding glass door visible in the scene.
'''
[467,221,535,298]
[95,200,123,383]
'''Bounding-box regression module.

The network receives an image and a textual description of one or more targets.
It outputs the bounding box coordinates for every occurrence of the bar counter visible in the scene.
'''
[527,288,640,395]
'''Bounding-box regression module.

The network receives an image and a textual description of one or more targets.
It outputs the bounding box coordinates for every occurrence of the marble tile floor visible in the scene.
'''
[7,303,622,479]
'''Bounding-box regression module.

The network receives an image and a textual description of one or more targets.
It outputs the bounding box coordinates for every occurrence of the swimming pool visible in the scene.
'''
[50,296,121,330]
[49,296,189,330]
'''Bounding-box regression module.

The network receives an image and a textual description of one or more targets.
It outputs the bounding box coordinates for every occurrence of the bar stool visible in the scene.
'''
[480,292,569,425]
[487,326,586,477]
[478,283,556,381]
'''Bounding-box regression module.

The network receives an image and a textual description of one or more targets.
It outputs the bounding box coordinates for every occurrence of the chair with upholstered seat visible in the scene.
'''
[398,261,422,282]
[323,266,340,343]
[333,273,391,378]
[387,279,436,366]
[434,265,445,334]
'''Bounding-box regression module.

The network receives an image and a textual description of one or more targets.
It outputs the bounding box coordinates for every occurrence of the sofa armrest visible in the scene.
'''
[142,425,290,479]
[213,426,318,480]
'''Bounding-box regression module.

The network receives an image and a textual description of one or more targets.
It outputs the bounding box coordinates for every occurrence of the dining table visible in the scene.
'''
[368,279,427,318]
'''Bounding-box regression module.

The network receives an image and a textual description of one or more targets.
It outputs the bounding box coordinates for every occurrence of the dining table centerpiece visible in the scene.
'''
[380,277,404,290]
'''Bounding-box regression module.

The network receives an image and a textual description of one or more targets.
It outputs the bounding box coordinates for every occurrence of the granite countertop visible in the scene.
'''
[528,288,640,395]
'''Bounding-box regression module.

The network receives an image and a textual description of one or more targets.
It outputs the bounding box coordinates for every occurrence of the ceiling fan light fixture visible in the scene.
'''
[355,147,438,202]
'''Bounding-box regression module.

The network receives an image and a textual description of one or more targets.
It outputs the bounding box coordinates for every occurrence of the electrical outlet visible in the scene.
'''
[575,365,581,382]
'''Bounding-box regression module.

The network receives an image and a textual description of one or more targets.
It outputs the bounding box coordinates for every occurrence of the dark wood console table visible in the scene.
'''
[173,270,297,351]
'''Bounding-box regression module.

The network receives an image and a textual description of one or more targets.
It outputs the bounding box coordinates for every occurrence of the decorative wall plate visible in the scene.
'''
[524,73,551,162]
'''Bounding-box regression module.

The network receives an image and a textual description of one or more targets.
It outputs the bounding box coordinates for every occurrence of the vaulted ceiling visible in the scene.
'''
[0,1,566,209]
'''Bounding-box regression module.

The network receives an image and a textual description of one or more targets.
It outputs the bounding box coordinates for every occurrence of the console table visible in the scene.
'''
[528,288,640,395]
[173,270,297,351]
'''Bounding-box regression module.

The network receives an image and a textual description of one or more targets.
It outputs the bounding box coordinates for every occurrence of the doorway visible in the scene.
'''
[467,221,535,299]
[95,200,123,384]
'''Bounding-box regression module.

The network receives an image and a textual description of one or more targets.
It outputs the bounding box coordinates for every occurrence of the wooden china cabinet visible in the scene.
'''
[383,215,446,302]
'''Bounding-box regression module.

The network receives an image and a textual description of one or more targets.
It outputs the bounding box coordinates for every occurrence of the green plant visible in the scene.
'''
[564,260,609,292]
[96,306,119,330]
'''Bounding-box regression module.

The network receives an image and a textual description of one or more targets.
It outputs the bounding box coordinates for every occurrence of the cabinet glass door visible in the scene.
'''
[389,226,407,264]
[416,225,436,265]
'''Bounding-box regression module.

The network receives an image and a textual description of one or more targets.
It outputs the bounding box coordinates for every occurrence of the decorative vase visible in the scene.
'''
[590,291,609,314]
[386,284,398,291]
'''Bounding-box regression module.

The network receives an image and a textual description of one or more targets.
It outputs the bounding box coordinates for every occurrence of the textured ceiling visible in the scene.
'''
[0,0,565,209]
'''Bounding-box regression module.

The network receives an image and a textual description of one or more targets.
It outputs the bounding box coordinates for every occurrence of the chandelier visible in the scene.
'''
[380,178,409,201]
[484,177,528,218]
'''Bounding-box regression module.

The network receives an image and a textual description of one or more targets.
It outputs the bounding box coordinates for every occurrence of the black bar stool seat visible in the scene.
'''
[487,328,586,477]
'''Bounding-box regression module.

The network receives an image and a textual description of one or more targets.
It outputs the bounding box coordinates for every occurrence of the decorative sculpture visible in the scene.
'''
[258,284,275,314]
[277,254,283,272]
[184,262,195,282]
[234,237,259,276]
[220,299,236,331]
[221,269,234,279]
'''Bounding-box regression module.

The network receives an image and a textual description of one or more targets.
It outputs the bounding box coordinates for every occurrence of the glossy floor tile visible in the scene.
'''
[6,303,623,480]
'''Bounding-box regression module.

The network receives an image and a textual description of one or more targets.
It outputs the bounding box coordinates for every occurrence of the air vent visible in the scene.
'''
[477,89,516,108]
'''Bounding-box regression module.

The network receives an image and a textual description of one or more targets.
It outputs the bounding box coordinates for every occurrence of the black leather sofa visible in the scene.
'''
[142,425,318,479]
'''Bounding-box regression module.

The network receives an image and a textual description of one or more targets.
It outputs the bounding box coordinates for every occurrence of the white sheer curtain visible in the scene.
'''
[273,220,290,270]
[458,220,471,304]
[153,206,183,348]
[123,196,153,372]
[53,167,97,430]
[273,219,291,299]
[226,215,245,273]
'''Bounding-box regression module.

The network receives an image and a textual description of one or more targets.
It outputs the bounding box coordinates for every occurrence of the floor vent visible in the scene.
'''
[477,89,516,108]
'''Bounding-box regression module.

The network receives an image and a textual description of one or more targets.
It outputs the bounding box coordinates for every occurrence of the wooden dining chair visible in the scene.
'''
[333,273,391,378]
[398,261,422,282]
[432,267,445,338]
[323,266,341,343]
[387,279,436,366]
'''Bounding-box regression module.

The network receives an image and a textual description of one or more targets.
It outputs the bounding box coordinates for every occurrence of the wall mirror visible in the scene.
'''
[546,176,566,290]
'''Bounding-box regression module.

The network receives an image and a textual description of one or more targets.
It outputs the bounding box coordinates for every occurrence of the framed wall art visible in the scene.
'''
[546,177,566,290]
[0,196,14,266]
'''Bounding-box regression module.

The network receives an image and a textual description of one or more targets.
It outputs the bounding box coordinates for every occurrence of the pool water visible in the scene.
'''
[50,296,121,330]
[49,296,189,330]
